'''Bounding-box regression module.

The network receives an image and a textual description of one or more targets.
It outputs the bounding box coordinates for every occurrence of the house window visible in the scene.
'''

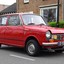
[40,6,57,22]
[24,0,29,3]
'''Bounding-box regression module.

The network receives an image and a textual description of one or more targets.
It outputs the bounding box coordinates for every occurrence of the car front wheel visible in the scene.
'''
[26,40,40,56]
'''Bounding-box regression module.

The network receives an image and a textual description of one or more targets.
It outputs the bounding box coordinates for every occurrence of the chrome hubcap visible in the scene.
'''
[28,43,35,54]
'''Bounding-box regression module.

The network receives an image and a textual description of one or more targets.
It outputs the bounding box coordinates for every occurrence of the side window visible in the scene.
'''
[0,17,7,26]
[8,15,20,26]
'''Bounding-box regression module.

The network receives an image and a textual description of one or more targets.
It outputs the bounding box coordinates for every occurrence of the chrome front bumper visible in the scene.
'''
[42,42,64,52]
[42,42,58,46]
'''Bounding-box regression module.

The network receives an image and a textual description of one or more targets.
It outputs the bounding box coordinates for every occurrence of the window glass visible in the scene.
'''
[0,17,7,26]
[8,15,20,26]
[24,0,29,3]
[40,7,57,22]
[43,9,56,22]
[2,17,7,25]
[22,15,46,25]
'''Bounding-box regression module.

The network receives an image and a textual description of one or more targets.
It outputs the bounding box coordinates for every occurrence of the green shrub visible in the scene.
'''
[48,22,57,27]
[59,21,64,28]
[48,20,64,28]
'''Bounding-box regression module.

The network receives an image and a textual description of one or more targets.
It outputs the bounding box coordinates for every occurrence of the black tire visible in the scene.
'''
[26,40,40,56]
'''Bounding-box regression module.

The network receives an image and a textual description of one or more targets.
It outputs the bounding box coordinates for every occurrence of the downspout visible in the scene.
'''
[16,0,19,13]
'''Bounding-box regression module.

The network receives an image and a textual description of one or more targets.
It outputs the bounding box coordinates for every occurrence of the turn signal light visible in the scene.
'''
[52,35,57,40]
[49,39,54,43]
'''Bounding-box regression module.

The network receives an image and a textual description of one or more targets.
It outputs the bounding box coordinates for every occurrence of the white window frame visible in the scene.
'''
[24,0,29,3]
[40,6,57,21]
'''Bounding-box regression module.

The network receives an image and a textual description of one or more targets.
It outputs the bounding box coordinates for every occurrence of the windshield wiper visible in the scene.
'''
[28,23,35,25]
[39,23,45,26]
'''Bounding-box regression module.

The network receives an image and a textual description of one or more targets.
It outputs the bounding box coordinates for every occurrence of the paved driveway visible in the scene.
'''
[0,45,64,64]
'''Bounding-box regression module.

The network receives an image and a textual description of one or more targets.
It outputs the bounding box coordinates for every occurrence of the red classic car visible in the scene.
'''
[0,13,64,56]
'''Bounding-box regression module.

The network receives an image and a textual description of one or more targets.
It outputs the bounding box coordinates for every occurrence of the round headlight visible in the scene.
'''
[46,31,52,39]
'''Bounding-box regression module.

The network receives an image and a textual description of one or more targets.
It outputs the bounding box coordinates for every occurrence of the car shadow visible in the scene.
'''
[0,45,64,57]
[1,45,26,55]
[38,51,63,57]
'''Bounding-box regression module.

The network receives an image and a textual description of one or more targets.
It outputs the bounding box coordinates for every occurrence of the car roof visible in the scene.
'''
[0,13,34,17]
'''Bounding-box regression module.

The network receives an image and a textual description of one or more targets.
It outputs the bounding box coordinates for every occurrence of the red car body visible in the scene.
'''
[0,13,64,56]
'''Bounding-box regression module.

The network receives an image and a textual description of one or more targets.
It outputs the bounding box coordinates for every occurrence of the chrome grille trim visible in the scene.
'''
[53,34,64,40]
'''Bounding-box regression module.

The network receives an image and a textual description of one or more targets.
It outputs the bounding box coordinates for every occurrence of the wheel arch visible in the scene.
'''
[25,36,40,47]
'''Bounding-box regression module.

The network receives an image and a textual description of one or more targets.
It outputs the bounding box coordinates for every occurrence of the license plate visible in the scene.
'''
[58,42,62,46]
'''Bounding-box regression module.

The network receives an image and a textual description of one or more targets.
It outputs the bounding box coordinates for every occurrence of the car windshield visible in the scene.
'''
[22,14,47,25]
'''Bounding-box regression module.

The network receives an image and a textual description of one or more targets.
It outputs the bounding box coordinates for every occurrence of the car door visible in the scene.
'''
[0,16,8,43]
[5,15,24,46]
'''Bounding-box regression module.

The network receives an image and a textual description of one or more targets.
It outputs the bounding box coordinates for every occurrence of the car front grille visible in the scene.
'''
[57,34,64,40]
[57,34,62,40]
[52,34,64,40]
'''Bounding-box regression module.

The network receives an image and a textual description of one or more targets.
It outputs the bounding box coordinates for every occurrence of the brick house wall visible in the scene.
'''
[16,0,63,21]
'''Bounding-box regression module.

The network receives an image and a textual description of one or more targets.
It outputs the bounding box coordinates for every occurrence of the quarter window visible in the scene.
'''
[8,15,20,26]
[0,17,7,26]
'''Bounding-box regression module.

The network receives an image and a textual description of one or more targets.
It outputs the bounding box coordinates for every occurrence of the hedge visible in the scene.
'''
[48,21,64,28]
